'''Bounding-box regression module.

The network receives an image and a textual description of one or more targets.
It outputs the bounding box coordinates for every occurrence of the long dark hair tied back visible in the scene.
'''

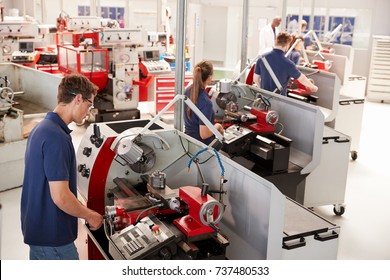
[187,60,213,118]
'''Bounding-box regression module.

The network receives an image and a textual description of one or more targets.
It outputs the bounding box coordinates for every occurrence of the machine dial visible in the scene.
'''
[266,110,279,126]
[2,45,12,55]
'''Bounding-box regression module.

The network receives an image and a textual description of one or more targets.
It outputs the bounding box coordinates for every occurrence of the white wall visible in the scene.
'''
[187,3,203,65]
[201,5,227,65]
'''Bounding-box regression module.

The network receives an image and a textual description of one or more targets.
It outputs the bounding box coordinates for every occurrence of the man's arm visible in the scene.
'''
[49,181,103,230]
[297,73,318,92]
[253,73,261,87]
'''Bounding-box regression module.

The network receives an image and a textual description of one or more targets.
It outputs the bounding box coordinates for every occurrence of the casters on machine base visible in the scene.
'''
[350,150,358,161]
[333,204,346,216]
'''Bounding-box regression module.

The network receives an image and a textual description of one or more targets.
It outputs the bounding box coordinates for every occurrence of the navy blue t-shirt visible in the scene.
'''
[21,112,78,246]
[183,86,215,145]
[255,48,301,96]
[287,49,301,65]
[304,36,312,49]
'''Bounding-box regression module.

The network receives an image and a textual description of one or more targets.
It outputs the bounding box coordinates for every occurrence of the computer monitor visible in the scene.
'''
[19,42,34,53]
[144,50,159,61]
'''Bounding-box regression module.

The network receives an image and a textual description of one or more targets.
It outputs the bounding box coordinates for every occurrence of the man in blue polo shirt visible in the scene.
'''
[21,74,103,260]
[254,31,318,96]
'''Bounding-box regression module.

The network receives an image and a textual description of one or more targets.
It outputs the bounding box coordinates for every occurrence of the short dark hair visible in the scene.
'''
[57,74,98,104]
[276,32,293,47]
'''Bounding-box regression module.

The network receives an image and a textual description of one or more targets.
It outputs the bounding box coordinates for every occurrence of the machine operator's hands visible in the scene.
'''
[308,84,318,93]
[215,123,225,136]
[86,210,104,231]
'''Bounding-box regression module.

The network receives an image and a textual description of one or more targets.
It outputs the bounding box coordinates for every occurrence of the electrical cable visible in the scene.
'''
[135,204,162,224]
[187,147,225,178]
[187,147,208,171]
[213,148,225,177]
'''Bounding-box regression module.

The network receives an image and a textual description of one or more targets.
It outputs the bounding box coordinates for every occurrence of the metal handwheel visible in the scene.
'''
[199,200,224,226]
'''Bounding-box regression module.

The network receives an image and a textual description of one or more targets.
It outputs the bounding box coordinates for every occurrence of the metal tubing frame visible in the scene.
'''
[173,0,187,131]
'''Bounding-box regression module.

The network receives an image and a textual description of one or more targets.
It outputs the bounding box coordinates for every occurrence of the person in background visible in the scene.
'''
[259,16,282,54]
[184,60,224,145]
[301,19,313,49]
[287,34,304,65]
[21,74,103,260]
[254,32,318,96]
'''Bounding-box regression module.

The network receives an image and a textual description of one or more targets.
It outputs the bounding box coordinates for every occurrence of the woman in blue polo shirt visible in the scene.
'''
[253,31,318,96]
[183,60,224,145]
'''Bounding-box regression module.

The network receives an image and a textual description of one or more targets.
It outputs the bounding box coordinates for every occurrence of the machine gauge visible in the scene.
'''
[2,45,12,55]
[116,80,125,90]
[119,53,130,63]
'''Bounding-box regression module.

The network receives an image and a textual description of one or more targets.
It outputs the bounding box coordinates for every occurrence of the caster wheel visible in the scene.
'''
[333,205,345,216]
[351,151,358,161]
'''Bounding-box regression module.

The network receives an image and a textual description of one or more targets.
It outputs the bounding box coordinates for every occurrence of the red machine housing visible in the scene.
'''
[173,186,219,238]
[56,31,108,91]
[312,59,332,71]
[81,132,220,258]
[244,109,277,133]
[288,79,313,95]
[72,32,100,48]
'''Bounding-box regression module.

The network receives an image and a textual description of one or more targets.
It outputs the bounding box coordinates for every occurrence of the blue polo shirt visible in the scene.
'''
[21,112,78,246]
[183,86,215,145]
[304,35,312,49]
[287,49,301,65]
[255,48,301,96]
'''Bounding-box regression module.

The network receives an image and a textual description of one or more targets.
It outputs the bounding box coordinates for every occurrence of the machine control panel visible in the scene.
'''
[110,215,176,260]
[11,51,39,63]
[140,60,171,75]
[100,29,147,45]
[0,22,39,37]
[65,16,102,31]
[223,124,253,144]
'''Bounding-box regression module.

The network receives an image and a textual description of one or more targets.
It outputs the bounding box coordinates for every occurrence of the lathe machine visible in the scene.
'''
[210,78,350,215]
[76,87,340,259]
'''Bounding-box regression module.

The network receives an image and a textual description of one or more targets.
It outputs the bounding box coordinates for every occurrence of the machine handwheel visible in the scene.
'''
[351,151,358,161]
[199,200,224,226]
[333,205,345,216]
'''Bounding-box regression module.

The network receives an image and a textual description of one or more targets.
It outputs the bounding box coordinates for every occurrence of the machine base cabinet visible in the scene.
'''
[334,75,366,160]
[148,74,193,115]
[303,126,351,213]
[331,95,364,160]
[0,140,27,191]
[282,198,340,259]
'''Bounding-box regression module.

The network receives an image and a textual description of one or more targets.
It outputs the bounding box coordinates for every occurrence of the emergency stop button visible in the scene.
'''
[152,225,161,235]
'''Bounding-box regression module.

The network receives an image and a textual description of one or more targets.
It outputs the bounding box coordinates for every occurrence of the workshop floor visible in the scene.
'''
[1,100,390,260]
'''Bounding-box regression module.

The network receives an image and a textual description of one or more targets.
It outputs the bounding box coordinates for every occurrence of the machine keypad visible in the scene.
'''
[123,239,144,256]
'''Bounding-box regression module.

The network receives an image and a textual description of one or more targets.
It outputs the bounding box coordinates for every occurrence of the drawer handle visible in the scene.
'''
[282,237,306,250]
[314,230,339,242]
